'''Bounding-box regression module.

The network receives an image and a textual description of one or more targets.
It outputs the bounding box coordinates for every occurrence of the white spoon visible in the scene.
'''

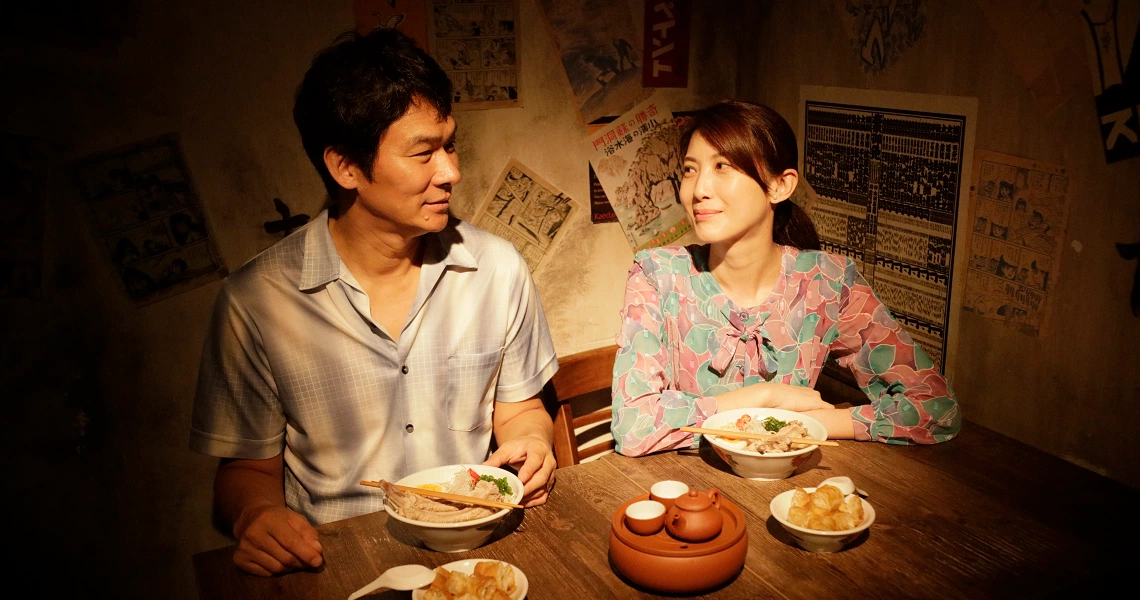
[347,564,436,600]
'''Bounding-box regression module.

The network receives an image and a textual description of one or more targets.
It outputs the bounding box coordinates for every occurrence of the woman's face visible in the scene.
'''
[680,133,778,246]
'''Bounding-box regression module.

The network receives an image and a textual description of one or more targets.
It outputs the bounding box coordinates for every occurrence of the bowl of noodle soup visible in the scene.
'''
[383,464,523,552]
[702,408,828,480]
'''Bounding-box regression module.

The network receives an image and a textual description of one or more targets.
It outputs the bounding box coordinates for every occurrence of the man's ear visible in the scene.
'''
[323,147,361,191]
[769,168,799,205]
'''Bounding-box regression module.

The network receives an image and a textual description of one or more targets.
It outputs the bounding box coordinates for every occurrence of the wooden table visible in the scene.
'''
[193,423,1139,599]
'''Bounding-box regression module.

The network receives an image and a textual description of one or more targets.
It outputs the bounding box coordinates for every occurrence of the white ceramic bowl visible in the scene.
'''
[769,487,875,553]
[411,559,528,600]
[385,464,523,552]
[702,408,828,480]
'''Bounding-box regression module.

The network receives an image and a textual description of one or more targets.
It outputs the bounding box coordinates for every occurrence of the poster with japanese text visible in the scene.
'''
[963,150,1071,338]
[586,98,692,251]
[642,0,690,88]
[473,159,578,274]
[428,0,519,110]
[799,86,977,382]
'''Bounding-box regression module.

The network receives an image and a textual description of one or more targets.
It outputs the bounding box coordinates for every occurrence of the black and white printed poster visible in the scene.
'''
[73,134,225,305]
[799,86,977,382]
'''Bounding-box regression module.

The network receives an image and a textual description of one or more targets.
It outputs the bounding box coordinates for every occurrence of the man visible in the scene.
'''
[190,29,558,577]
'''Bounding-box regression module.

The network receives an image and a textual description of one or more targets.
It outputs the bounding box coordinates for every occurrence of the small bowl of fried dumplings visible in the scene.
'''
[413,559,528,600]
[769,483,875,553]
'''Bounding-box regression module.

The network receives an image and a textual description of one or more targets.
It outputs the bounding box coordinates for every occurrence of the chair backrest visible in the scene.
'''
[548,344,619,468]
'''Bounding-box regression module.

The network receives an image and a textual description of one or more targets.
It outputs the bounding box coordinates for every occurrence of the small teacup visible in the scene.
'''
[649,480,689,511]
[625,500,666,536]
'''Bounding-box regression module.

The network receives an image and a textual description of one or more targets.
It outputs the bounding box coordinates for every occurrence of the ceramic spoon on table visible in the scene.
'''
[347,564,436,600]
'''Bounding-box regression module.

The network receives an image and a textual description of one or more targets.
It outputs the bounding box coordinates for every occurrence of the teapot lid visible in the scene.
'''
[674,489,714,511]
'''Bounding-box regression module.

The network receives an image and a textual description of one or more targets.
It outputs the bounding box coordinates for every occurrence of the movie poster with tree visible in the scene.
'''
[586,98,691,251]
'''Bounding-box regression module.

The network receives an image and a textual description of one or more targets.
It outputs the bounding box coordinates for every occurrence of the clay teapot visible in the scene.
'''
[665,488,723,542]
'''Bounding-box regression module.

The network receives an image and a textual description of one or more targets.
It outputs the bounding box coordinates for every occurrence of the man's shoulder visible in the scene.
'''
[223,221,312,299]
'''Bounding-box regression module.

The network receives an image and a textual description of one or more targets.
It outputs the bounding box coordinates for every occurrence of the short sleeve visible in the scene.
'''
[494,249,558,403]
[189,283,286,458]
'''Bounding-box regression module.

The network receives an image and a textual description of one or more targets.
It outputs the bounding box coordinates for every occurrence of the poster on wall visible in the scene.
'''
[642,0,691,88]
[798,86,978,382]
[974,0,1087,116]
[1080,0,1140,164]
[73,134,226,306]
[427,0,519,110]
[472,158,578,273]
[586,98,693,251]
[588,164,618,223]
[962,150,1071,337]
[353,0,429,48]
[834,0,927,75]
[536,0,649,125]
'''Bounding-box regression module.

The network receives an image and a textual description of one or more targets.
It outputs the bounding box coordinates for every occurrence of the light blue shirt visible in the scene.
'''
[191,211,558,524]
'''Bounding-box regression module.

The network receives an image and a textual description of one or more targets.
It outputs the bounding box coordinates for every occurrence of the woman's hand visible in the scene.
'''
[758,382,833,412]
[716,382,833,413]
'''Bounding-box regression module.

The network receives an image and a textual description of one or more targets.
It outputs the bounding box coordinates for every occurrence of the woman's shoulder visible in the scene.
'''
[785,246,858,282]
[632,245,701,274]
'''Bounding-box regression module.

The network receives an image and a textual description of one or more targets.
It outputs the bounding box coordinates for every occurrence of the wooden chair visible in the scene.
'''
[547,344,619,468]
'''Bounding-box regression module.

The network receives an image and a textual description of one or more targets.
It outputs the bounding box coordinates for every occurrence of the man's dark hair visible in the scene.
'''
[293,28,453,210]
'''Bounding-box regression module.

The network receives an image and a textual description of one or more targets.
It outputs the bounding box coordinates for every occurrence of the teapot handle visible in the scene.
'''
[708,488,721,508]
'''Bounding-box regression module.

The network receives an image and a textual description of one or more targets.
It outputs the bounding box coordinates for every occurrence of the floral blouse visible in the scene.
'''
[611,245,961,456]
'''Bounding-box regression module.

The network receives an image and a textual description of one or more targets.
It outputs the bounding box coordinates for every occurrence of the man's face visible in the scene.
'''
[353,101,460,236]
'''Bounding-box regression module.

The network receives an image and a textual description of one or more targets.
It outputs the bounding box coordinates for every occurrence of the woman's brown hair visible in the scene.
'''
[679,100,820,250]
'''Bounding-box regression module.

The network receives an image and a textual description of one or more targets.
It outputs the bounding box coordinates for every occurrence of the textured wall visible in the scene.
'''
[737,0,1140,488]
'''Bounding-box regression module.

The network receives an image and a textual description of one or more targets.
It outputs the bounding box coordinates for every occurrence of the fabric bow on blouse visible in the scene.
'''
[709,310,770,377]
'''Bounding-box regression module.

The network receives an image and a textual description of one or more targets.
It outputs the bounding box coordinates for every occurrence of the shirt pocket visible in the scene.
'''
[445,348,504,432]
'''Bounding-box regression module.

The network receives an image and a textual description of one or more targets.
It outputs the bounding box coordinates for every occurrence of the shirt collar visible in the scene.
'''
[299,211,478,292]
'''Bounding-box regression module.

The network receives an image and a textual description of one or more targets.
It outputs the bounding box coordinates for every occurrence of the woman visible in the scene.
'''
[611,100,960,456]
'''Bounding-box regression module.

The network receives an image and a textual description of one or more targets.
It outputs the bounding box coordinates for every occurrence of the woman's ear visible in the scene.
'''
[769,168,799,205]
[323,147,362,191]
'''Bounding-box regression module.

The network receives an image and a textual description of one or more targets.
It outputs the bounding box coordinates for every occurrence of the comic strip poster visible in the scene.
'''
[73,135,225,306]
[1080,0,1140,163]
[536,0,649,125]
[354,0,429,48]
[963,150,1071,337]
[974,0,1087,116]
[587,98,693,251]
[473,159,578,273]
[427,0,519,110]
[799,86,978,381]
[642,0,690,88]
[834,0,926,75]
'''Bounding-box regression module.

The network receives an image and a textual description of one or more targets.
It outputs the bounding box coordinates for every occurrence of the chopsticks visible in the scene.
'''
[360,480,524,510]
[680,426,840,447]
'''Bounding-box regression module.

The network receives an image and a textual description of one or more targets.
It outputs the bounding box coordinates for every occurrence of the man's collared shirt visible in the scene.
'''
[190,211,558,524]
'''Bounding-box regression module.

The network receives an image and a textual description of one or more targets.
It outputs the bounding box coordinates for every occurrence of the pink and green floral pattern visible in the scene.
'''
[611,245,960,456]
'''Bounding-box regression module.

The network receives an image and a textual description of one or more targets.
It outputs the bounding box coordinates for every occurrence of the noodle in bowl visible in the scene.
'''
[702,408,828,480]
[383,464,523,552]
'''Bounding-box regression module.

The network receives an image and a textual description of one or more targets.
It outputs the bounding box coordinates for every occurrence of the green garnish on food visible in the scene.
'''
[478,474,513,496]
[761,416,787,432]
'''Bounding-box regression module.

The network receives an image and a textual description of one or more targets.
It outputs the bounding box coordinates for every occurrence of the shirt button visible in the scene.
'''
[401,365,409,374]
[406,423,414,433]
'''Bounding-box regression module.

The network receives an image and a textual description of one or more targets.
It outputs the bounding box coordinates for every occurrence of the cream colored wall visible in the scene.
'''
[1,0,738,596]
[738,1,1140,487]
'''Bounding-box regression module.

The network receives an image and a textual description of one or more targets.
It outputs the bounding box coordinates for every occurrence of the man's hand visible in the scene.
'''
[483,435,556,507]
[232,503,323,576]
